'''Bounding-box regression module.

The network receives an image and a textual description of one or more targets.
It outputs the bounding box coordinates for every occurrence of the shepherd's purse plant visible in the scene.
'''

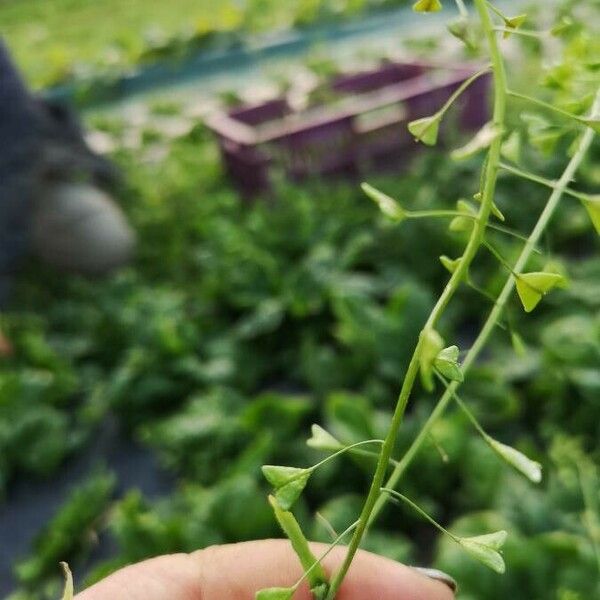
[254,0,600,598]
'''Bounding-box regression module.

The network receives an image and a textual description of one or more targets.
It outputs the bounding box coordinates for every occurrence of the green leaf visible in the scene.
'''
[255,587,294,600]
[515,272,565,312]
[581,196,600,235]
[262,465,311,510]
[439,255,461,274]
[361,183,406,221]
[60,563,73,600]
[434,345,464,383]
[502,14,527,38]
[407,115,441,146]
[16,470,115,585]
[307,424,344,452]
[485,437,542,483]
[457,530,508,573]
[451,122,502,160]
[413,0,443,13]
[419,329,444,391]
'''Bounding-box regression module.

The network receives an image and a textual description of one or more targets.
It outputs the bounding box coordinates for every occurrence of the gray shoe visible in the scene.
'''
[30,182,136,276]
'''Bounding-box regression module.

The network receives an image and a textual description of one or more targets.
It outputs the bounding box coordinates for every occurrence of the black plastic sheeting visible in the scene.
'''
[0,417,174,597]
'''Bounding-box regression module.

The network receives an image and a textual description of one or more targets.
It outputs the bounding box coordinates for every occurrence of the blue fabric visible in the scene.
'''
[0,39,121,306]
[0,39,42,305]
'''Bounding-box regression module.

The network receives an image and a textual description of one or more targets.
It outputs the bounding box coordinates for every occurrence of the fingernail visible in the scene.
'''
[411,567,457,593]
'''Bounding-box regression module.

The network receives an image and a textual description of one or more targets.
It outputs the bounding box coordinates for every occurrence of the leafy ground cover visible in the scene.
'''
[3,114,599,599]
[0,0,410,89]
[1,2,600,599]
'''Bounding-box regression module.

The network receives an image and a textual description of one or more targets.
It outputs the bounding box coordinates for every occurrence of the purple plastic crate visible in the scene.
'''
[206,61,490,197]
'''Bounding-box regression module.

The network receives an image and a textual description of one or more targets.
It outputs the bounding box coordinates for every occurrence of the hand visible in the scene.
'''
[76,539,455,599]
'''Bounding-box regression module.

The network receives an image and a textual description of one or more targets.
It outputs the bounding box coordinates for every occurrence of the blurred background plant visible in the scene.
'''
[0,0,598,599]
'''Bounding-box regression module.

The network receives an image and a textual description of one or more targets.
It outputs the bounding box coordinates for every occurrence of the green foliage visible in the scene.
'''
[3,2,599,597]
[1,0,419,91]
[15,471,115,589]
[435,439,600,599]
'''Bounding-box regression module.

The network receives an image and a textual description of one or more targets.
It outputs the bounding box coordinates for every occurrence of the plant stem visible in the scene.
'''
[408,209,537,246]
[408,209,467,219]
[324,3,506,597]
[437,66,492,117]
[482,238,516,274]
[486,222,541,248]
[507,89,585,124]
[269,496,327,588]
[494,27,546,38]
[454,0,469,18]
[291,520,360,592]
[370,88,600,526]
[436,372,488,439]
[499,162,589,201]
[380,488,457,541]
[310,439,384,472]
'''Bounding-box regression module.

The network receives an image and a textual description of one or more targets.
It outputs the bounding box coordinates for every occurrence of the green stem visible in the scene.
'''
[346,447,400,467]
[454,0,469,18]
[436,372,488,439]
[499,162,590,201]
[466,277,501,308]
[486,222,541,249]
[485,0,507,21]
[408,209,466,219]
[414,67,491,141]
[437,66,492,117]
[482,238,516,274]
[370,88,600,526]
[494,27,545,38]
[291,521,360,592]
[507,89,586,124]
[324,4,506,597]
[380,488,458,541]
[269,496,327,588]
[310,439,384,472]
[409,209,536,246]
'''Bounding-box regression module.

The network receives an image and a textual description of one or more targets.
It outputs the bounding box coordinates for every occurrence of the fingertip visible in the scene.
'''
[76,541,456,600]
[324,547,456,600]
[410,567,457,596]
